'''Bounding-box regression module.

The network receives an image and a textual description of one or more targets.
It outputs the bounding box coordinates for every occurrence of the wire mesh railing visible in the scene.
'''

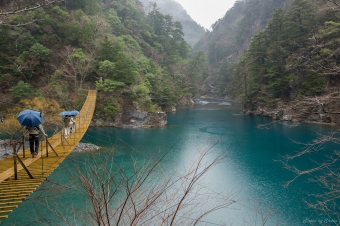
[0,90,97,222]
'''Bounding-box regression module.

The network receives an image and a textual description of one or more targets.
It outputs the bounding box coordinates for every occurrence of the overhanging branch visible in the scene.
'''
[0,0,65,16]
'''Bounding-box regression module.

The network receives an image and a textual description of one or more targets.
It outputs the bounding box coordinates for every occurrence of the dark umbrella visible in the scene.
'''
[69,110,79,116]
[17,109,44,127]
[59,111,72,117]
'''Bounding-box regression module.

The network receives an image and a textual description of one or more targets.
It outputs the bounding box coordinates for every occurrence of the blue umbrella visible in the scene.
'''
[69,110,79,116]
[17,109,44,127]
[59,111,72,117]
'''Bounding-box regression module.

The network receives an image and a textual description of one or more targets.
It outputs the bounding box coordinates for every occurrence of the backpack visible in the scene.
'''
[26,126,39,131]
[26,126,39,134]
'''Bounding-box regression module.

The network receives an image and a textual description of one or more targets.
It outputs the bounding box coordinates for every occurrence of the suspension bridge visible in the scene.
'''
[0,90,96,223]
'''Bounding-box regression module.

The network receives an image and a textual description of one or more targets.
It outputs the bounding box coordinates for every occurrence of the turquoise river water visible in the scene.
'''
[2,98,340,226]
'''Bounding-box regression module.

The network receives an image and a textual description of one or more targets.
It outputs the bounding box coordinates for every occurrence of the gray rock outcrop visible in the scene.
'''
[244,94,340,124]
[92,111,167,128]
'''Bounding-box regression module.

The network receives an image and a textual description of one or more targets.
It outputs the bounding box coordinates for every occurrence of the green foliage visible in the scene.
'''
[84,0,102,15]
[24,43,52,61]
[0,0,198,113]
[317,21,340,40]
[284,0,316,41]
[266,8,285,43]
[120,35,142,54]
[160,85,177,107]
[0,73,9,84]
[98,37,118,62]
[71,48,89,62]
[10,80,33,100]
[299,73,326,96]
[75,9,86,19]
[193,0,289,97]
[52,6,70,21]
[136,56,157,75]
[135,81,151,98]
[147,6,189,65]
[145,101,155,112]
[96,79,125,92]
[61,10,96,46]
[34,89,44,99]
[264,65,291,97]
[48,70,70,108]
[0,0,330,117]
[65,0,101,14]
[49,70,64,87]
[187,51,206,82]
[64,21,96,45]
[98,60,115,77]
[223,0,337,110]
[112,54,138,85]
[105,9,124,34]
[68,48,90,67]
[104,98,120,115]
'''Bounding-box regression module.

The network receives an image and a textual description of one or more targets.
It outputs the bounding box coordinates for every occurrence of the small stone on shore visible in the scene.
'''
[0,139,100,160]
[72,143,100,153]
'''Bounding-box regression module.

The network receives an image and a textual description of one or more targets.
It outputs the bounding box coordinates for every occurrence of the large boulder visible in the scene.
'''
[178,96,194,106]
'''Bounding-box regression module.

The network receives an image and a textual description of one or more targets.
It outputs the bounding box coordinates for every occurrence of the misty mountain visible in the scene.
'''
[192,0,289,96]
[139,0,206,46]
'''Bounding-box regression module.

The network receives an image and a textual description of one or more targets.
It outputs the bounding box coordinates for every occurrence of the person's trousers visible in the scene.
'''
[64,127,70,136]
[29,134,39,154]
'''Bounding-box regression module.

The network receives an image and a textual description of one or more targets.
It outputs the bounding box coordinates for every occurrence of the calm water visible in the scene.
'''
[3,99,340,225]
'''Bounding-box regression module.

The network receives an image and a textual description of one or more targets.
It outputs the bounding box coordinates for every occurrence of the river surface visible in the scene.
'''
[2,98,340,225]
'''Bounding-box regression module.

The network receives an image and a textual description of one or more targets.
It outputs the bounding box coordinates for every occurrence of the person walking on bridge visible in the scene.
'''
[63,116,71,138]
[25,124,47,158]
[69,116,76,133]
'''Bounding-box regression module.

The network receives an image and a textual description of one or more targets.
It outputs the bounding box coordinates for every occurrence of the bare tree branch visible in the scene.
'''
[281,130,340,218]
[0,0,65,16]
[0,0,65,26]
[27,139,241,225]
[327,0,340,8]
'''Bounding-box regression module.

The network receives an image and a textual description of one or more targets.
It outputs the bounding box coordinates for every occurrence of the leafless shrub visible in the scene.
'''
[280,131,340,221]
[30,140,240,226]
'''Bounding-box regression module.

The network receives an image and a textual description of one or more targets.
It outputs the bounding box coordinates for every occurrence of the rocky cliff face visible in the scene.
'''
[91,95,196,128]
[91,97,167,128]
[244,92,340,125]
[91,111,167,128]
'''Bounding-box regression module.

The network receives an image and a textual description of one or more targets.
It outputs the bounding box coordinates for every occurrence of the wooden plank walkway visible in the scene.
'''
[0,90,96,223]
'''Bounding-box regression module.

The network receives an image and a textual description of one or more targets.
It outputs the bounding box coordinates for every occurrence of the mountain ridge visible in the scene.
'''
[139,0,206,46]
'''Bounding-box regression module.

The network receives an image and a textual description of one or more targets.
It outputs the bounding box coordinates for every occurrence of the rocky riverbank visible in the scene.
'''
[0,140,100,160]
[72,142,100,152]
[91,111,167,128]
[244,93,340,125]
[91,95,195,128]
[92,94,169,128]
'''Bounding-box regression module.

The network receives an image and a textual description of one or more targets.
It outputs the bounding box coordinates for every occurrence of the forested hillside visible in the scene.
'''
[193,0,288,96]
[233,0,337,107]
[0,0,206,127]
[195,0,340,124]
[139,0,206,46]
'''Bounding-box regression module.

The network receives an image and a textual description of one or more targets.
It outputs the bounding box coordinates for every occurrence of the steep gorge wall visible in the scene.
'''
[245,91,340,125]
[193,0,289,97]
